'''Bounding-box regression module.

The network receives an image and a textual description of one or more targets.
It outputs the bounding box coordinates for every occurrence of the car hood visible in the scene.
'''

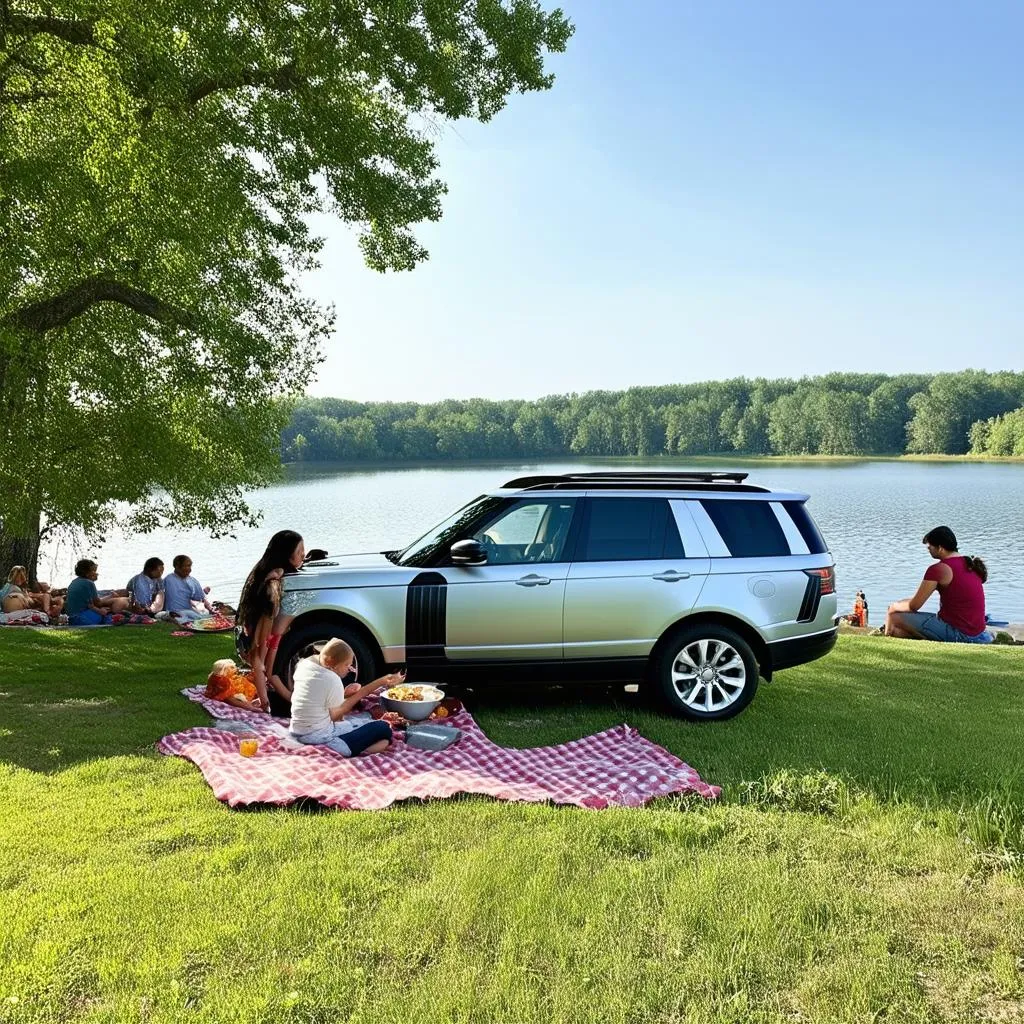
[283,551,412,590]
[302,552,396,572]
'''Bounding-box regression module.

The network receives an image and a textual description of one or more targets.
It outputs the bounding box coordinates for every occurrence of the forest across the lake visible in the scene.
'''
[282,370,1024,463]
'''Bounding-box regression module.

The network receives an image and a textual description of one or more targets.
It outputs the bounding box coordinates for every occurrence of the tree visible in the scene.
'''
[905,371,1022,454]
[970,407,1024,456]
[0,1,573,576]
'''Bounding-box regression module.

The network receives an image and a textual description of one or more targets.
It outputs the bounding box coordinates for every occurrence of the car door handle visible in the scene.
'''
[516,574,552,587]
[652,570,690,582]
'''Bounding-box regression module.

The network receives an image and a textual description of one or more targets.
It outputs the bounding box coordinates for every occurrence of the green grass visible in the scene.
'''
[1,629,1023,1023]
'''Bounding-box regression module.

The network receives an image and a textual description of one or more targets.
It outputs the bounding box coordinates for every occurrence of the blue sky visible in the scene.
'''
[305,1,1024,402]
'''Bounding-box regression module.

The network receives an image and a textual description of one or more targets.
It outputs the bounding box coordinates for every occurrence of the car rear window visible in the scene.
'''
[700,499,790,558]
[782,500,829,554]
[576,498,685,562]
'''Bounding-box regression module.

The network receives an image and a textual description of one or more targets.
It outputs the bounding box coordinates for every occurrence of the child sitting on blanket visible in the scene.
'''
[205,659,263,711]
[289,638,400,757]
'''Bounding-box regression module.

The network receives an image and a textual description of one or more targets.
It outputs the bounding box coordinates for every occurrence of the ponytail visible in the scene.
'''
[964,556,988,583]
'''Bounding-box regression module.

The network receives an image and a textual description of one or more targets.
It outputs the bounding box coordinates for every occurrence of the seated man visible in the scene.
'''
[126,557,165,616]
[163,554,214,621]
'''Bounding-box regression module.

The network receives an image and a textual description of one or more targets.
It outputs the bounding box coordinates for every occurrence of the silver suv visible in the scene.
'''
[276,472,838,721]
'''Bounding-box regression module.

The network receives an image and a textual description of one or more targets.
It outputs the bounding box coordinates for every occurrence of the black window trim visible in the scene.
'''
[781,500,830,555]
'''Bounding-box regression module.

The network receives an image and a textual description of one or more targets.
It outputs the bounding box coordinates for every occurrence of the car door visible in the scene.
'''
[562,496,711,660]
[439,497,579,661]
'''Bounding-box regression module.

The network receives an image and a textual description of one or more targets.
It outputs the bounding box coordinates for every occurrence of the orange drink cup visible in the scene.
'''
[239,737,259,757]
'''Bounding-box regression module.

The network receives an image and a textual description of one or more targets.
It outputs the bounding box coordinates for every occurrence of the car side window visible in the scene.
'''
[700,499,789,557]
[576,499,685,562]
[473,500,577,565]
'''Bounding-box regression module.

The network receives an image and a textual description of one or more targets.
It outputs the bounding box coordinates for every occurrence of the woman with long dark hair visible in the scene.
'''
[885,526,992,643]
[236,530,305,712]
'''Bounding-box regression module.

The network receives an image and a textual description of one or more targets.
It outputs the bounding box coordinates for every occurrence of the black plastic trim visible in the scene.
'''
[503,471,749,488]
[796,574,822,623]
[405,572,447,656]
[405,656,650,685]
[768,629,838,672]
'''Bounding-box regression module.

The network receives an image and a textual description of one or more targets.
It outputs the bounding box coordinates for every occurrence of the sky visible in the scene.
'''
[303,0,1024,403]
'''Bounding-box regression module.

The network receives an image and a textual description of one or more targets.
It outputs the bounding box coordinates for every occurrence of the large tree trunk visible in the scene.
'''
[1,326,46,583]
[0,512,42,584]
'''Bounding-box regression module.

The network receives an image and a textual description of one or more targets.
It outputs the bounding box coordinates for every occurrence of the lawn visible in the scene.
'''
[1,628,1022,1023]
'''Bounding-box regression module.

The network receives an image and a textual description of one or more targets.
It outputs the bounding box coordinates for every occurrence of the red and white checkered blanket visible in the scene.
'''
[157,687,720,810]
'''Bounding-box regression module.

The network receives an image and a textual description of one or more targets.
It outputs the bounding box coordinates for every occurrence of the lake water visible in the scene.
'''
[38,459,1024,622]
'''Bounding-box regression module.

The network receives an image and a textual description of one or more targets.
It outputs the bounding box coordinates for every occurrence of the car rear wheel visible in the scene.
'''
[653,623,758,721]
[273,618,383,691]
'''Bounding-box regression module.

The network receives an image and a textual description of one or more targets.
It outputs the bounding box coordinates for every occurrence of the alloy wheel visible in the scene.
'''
[670,637,747,713]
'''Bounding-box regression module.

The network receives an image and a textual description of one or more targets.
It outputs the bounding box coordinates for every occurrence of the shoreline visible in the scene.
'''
[839,621,1024,643]
[282,452,1024,471]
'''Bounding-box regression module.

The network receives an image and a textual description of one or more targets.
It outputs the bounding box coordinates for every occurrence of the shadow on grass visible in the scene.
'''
[0,626,228,772]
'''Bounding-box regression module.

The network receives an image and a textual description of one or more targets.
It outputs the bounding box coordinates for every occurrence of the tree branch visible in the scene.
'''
[3,275,199,334]
[4,11,97,46]
[187,60,301,105]
[0,87,58,104]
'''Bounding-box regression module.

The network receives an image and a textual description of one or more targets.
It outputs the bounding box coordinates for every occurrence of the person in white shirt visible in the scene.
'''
[163,554,214,620]
[289,638,400,756]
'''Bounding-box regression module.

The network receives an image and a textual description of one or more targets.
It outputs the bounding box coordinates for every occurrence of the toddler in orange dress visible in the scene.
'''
[205,659,263,711]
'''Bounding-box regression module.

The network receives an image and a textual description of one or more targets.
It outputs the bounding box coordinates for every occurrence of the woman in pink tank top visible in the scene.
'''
[885,526,992,644]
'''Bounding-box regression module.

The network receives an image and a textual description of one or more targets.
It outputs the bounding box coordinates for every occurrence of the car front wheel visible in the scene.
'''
[653,623,758,721]
[273,618,382,690]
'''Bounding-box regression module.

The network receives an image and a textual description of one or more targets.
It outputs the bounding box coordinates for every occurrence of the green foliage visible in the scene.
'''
[906,371,1024,454]
[282,370,1024,462]
[969,406,1024,456]
[0,1,572,559]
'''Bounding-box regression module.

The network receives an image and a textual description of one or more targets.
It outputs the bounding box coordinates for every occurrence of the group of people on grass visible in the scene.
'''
[0,553,217,626]
[206,529,398,757]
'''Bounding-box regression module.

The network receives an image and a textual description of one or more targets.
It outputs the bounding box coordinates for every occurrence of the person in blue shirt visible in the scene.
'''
[126,557,165,616]
[163,554,214,620]
[65,559,130,625]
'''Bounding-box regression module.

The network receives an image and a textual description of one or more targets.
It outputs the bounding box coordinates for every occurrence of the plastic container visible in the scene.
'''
[239,736,260,757]
[405,724,462,751]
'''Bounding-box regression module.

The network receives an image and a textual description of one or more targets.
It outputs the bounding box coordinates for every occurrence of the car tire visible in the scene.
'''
[273,618,383,690]
[653,622,759,721]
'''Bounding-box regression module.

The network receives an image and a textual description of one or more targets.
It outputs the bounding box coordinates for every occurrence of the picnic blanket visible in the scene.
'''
[0,609,50,626]
[158,687,720,810]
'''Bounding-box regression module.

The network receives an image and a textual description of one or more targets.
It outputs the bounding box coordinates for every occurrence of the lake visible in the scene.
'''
[38,459,1024,622]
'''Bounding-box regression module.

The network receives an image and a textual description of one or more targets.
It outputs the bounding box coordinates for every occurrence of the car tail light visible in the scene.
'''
[804,567,835,595]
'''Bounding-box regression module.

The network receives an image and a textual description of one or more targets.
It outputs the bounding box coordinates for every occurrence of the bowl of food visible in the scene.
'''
[380,683,445,721]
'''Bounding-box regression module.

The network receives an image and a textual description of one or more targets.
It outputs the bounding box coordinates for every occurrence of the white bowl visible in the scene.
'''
[380,684,444,721]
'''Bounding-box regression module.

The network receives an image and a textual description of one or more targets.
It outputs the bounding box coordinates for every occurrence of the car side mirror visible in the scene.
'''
[449,539,487,566]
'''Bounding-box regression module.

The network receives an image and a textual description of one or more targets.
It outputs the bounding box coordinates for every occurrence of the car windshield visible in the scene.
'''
[397,495,505,567]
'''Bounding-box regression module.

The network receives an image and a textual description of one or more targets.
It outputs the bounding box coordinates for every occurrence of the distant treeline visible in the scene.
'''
[281,370,1024,462]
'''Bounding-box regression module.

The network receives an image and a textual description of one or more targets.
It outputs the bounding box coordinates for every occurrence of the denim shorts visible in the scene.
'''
[900,612,993,644]
[292,720,392,757]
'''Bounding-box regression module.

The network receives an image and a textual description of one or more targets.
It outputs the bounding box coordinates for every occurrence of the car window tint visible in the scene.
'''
[782,501,829,554]
[577,499,684,561]
[700,499,789,557]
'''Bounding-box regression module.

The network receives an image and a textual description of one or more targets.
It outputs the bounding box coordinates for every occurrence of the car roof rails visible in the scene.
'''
[501,471,763,492]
